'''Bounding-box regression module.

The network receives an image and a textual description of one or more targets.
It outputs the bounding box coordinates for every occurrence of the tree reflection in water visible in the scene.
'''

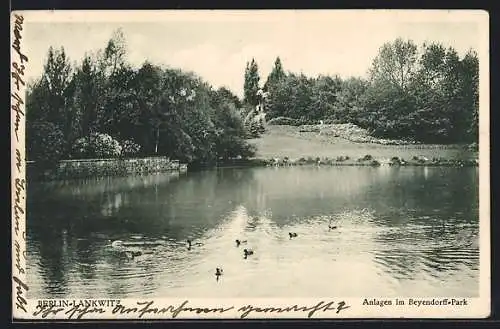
[26,166,479,298]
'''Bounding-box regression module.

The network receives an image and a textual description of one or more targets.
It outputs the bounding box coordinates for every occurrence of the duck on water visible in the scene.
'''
[243,248,254,259]
[235,239,248,247]
[215,268,223,281]
[187,239,203,250]
[110,240,146,259]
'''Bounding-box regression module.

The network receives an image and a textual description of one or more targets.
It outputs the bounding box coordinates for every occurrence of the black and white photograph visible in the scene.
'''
[11,10,489,319]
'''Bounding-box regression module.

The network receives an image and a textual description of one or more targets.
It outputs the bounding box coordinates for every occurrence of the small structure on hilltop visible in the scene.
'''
[254,89,269,124]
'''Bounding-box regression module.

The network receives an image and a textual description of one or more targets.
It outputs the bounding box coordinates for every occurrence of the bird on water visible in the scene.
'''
[215,268,223,281]
[243,248,254,259]
[187,239,203,250]
[235,239,248,247]
[110,240,143,259]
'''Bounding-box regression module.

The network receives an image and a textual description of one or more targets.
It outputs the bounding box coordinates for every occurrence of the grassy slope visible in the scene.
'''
[249,125,477,161]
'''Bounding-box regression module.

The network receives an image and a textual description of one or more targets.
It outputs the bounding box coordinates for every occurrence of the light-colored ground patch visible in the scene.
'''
[249,125,476,161]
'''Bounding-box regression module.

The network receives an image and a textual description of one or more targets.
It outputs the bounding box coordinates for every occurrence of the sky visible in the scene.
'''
[20,10,487,98]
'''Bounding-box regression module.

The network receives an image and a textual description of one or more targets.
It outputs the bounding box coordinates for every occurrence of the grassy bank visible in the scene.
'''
[248,124,478,163]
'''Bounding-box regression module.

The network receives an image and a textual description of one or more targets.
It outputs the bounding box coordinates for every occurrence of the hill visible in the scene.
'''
[248,124,477,161]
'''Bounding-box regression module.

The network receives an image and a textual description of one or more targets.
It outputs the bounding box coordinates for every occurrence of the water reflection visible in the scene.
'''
[27,166,479,298]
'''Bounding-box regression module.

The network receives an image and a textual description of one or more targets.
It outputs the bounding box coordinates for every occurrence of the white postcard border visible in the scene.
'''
[11,9,491,321]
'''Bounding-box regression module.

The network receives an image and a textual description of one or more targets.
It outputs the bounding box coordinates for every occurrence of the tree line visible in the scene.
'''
[244,38,479,144]
[26,29,255,168]
[27,33,479,170]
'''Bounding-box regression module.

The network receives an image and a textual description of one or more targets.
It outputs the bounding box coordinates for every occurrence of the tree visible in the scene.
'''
[369,38,418,91]
[26,46,78,156]
[26,121,65,166]
[243,58,260,106]
[102,28,127,77]
[72,53,105,136]
[462,50,479,140]
[264,56,286,92]
[216,86,242,109]
[308,75,342,121]
[132,62,171,155]
[412,44,479,143]
[334,77,369,124]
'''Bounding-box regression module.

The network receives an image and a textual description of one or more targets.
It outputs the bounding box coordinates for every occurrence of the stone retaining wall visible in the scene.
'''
[28,156,187,180]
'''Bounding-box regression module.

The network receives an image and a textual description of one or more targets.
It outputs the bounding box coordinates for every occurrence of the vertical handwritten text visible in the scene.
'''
[11,12,29,317]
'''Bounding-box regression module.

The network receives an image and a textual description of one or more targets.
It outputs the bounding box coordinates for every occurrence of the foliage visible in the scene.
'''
[368,38,418,91]
[26,29,255,168]
[26,32,479,172]
[121,139,142,157]
[260,38,479,144]
[241,104,266,138]
[72,132,122,159]
[263,57,286,92]
[26,121,65,167]
[243,58,260,106]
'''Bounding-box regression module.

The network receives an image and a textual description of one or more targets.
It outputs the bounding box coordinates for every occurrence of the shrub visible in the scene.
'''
[91,133,122,158]
[72,137,90,158]
[27,121,65,168]
[246,120,265,138]
[121,139,141,157]
[71,132,122,159]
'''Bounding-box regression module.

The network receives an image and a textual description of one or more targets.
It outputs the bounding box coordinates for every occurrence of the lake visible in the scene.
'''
[26,166,480,298]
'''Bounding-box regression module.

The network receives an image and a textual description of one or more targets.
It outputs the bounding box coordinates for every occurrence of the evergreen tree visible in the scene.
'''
[264,56,286,92]
[243,58,260,106]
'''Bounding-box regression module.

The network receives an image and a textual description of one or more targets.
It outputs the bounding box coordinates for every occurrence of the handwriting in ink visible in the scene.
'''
[65,305,107,320]
[238,300,351,319]
[33,304,105,320]
[13,178,25,237]
[11,92,24,142]
[113,300,234,319]
[12,62,26,91]
[14,240,26,275]
[13,276,29,313]
[33,305,64,318]
[15,148,22,173]
[12,14,28,64]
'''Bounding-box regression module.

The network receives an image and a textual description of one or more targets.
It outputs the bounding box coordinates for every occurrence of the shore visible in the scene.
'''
[28,124,479,181]
[216,156,478,168]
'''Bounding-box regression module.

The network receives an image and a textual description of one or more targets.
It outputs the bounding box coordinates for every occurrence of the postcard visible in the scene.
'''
[11,9,490,320]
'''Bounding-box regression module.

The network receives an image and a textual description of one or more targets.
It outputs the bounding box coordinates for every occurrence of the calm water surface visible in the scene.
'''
[26,166,479,298]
